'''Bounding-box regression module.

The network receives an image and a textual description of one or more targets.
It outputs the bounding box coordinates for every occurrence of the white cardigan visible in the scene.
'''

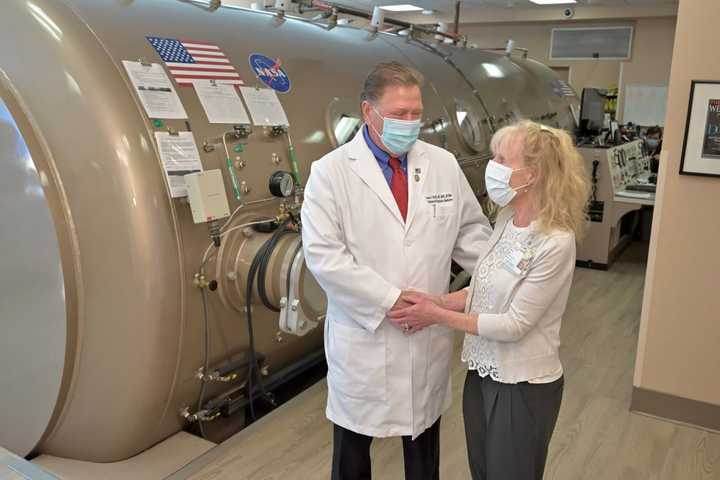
[462,208,576,384]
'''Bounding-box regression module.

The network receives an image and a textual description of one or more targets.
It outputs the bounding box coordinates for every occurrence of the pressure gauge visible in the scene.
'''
[269,171,295,198]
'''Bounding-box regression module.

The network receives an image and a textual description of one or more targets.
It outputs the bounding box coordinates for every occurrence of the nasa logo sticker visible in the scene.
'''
[249,53,291,93]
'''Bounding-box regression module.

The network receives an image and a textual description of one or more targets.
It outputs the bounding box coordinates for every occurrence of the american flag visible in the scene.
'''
[146,36,243,86]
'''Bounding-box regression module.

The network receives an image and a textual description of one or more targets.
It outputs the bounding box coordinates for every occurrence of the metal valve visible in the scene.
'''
[180,406,221,423]
[269,125,287,137]
[193,273,210,289]
[233,124,252,138]
[196,366,239,383]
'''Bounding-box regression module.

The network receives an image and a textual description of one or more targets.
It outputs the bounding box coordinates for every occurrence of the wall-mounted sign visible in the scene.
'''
[249,53,291,93]
[680,80,720,177]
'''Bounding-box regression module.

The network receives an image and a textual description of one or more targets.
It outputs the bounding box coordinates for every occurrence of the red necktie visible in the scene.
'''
[389,157,408,221]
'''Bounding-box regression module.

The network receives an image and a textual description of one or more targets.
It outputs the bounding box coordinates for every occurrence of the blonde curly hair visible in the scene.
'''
[490,120,591,240]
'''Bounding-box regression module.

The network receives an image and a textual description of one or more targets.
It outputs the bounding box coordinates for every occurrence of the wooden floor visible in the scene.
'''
[171,244,720,480]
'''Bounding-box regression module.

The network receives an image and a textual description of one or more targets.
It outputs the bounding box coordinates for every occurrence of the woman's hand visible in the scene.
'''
[388,299,444,334]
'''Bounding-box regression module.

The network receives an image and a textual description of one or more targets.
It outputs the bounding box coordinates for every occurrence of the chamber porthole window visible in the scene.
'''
[334,114,362,146]
[455,99,485,153]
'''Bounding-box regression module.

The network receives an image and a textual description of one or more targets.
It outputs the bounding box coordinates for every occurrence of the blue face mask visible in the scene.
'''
[646,138,660,149]
[371,107,422,155]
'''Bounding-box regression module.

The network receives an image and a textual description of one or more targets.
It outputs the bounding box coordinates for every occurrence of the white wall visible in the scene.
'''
[462,17,676,122]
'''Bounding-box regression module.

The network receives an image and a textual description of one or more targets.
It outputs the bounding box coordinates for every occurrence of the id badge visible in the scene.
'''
[502,249,532,275]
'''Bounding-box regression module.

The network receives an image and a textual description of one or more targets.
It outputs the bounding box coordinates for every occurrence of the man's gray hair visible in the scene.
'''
[360,62,425,104]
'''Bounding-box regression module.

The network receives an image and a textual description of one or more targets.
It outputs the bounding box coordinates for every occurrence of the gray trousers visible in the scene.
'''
[463,371,564,480]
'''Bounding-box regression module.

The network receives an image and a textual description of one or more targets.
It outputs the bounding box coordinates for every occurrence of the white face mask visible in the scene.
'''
[485,160,532,207]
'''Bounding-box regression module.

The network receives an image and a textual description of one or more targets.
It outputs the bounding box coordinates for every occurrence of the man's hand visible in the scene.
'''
[388,299,444,334]
[387,291,443,334]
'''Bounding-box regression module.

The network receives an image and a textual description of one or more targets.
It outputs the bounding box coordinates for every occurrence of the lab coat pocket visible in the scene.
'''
[429,203,455,221]
[427,325,455,394]
[327,320,387,401]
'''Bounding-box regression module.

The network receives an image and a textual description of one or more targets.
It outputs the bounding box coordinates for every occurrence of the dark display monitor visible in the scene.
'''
[579,88,606,135]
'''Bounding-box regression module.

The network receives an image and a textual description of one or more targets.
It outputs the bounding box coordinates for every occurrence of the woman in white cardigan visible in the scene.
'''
[389,120,590,480]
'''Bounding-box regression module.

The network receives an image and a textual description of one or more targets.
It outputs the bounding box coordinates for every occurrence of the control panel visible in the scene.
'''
[607,140,650,192]
[605,140,655,202]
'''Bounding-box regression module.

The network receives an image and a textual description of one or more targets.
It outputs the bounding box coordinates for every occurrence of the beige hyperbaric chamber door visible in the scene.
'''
[0,94,66,457]
[214,214,326,337]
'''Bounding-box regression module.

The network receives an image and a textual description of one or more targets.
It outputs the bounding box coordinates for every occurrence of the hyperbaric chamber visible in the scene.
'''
[0,0,576,463]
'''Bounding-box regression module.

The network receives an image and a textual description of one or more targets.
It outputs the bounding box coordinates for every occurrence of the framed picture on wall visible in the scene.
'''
[680,80,720,177]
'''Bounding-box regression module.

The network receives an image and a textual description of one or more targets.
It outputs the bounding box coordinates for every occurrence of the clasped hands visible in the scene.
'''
[388,291,444,334]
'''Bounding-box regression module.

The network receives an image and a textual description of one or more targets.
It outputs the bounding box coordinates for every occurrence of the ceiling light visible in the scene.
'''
[380,4,424,12]
[422,9,434,15]
[528,0,576,4]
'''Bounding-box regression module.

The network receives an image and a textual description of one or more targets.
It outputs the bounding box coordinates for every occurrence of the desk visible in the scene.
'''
[614,194,655,206]
[577,140,655,269]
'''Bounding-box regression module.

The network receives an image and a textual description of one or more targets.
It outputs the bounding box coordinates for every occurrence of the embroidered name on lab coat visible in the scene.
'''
[425,193,455,218]
[425,192,454,204]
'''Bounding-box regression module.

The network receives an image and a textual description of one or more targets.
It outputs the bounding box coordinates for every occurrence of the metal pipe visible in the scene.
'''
[505,39,515,57]
[370,6,384,29]
[285,131,302,188]
[222,132,242,201]
[175,0,221,12]
[310,11,332,21]
[306,0,332,10]
[300,7,324,13]
[315,1,459,42]
[453,1,461,38]
[482,46,530,58]
[208,348,325,419]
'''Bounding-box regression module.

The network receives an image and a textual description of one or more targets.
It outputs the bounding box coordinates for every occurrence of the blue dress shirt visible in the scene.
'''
[362,125,408,186]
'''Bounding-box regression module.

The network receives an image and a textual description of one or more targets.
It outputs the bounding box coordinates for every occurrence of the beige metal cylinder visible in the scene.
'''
[0,0,576,462]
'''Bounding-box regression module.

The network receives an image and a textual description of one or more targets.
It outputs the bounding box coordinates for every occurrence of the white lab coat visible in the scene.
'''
[301,128,491,438]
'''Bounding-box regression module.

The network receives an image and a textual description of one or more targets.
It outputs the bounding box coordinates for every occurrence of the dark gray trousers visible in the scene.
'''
[463,371,564,480]
[331,418,441,480]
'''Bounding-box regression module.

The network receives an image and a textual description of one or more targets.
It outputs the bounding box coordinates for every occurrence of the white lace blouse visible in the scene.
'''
[461,211,575,384]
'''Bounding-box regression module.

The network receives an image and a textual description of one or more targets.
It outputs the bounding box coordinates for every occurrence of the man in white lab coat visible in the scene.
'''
[301,62,491,480]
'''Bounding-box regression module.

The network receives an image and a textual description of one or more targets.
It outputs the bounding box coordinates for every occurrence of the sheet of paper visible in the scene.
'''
[154,131,203,197]
[193,80,250,124]
[239,86,289,126]
[122,60,187,119]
